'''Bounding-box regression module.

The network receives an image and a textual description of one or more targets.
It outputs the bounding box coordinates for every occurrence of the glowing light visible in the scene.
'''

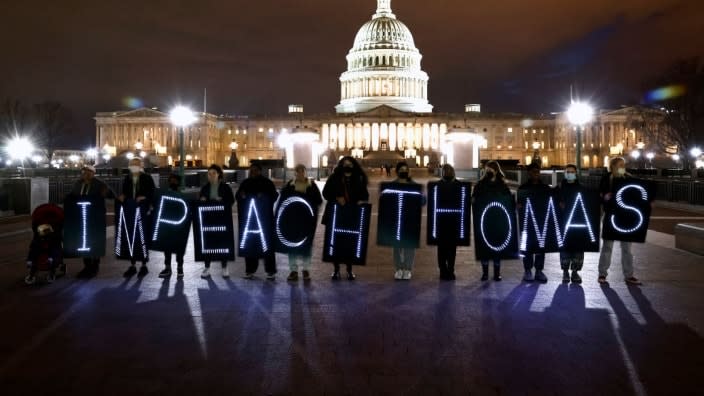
[562,193,597,243]
[198,205,230,255]
[126,152,135,160]
[644,84,686,103]
[381,189,423,241]
[239,200,268,253]
[122,97,144,109]
[519,196,563,251]
[672,154,681,162]
[480,201,512,252]
[6,136,34,161]
[630,151,641,160]
[691,147,702,158]
[86,148,97,158]
[646,152,655,160]
[169,105,196,127]
[115,204,147,258]
[77,201,91,252]
[566,101,594,126]
[275,197,314,248]
[610,184,648,233]
[431,185,467,239]
[328,204,366,259]
[152,196,188,241]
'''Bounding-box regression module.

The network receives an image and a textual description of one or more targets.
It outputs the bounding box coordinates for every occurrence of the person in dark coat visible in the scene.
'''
[236,163,279,279]
[322,156,369,280]
[435,164,461,280]
[472,160,512,281]
[69,164,112,278]
[281,164,323,281]
[199,164,236,278]
[557,164,585,283]
[517,162,551,283]
[158,174,187,279]
[119,158,156,278]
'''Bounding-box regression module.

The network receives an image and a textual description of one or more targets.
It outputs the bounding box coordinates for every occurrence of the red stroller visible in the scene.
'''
[25,204,64,285]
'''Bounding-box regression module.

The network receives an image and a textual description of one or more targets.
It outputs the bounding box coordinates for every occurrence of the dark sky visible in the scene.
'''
[1,0,703,146]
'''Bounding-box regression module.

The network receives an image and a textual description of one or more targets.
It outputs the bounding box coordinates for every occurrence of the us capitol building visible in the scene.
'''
[95,0,650,170]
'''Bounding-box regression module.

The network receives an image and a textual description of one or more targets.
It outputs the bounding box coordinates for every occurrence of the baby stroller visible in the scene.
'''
[25,204,64,285]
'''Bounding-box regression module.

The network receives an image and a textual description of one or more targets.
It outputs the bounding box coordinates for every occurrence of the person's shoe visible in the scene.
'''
[534,271,548,283]
[598,276,608,284]
[176,270,184,279]
[402,270,412,280]
[266,272,276,280]
[244,272,254,279]
[302,270,311,281]
[347,271,356,281]
[571,271,582,284]
[562,270,571,283]
[331,271,341,281]
[222,266,230,278]
[448,272,456,280]
[523,270,534,282]
[200,268,211,278]
[625,277,642,286]
[158,269,172,278]
[493,266,502,281]
[394,270,404,280]
[24,274,36,285]
[137,266,149,278]
[287,271,298,281]
[123,266,137,278]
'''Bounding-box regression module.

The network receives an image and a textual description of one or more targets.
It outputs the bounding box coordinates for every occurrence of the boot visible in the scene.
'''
[493,264,502,281]
[481,264,489,281]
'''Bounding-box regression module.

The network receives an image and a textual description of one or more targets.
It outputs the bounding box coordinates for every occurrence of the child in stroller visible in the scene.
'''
[25,204,64,285]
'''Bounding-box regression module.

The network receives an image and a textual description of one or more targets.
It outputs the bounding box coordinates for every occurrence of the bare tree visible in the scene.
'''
[32,101,75,161]
[0,99,33,140]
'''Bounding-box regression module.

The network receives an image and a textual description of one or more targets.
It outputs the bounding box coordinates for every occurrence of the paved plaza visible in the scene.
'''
[0,174,703,395]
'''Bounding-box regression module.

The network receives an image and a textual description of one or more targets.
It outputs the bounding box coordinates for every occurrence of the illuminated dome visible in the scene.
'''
[336,0,433,114]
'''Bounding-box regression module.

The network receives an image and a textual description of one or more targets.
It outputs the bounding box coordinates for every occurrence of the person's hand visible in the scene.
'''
[136,196,145,202]
[336,197,346,206]
[118,194,125,202]
[216,197,223,201]
[559,202,565,209]
[200,196,206,202]
[604,193,613,201]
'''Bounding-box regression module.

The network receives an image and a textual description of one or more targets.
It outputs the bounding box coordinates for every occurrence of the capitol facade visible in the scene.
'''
[95,0,653,170]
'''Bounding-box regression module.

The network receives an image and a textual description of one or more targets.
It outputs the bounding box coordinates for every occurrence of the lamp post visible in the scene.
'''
[169,106,196,190]
[566,101,594,175]
[646,152,655,169]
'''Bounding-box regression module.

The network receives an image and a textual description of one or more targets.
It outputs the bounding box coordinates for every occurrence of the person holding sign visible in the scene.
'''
[472,161,511,281]
[322,156,369,280]
[158,174,187,279]
[199,164,235,278]
[557,164,585,284]
[433,164,462,280]
[119,158,156,278]
[69,165,111,278]
[390,161,425,280]
[236,163,279,280]
[517,162,550,283]
[281,164,323,281]
[598,157,645,286]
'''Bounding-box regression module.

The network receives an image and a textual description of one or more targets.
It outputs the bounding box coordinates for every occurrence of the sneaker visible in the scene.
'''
[201,268,211,278]
[571,271,582,284]
[534,271,548,283]
[302,270,311,280]
[287,271,298,281]
[137,266,149,278]
[222,266,230,278]
[331,271,341,281]
[266,272,276,280]
[347,271,356,281]
[176,270,184,279]
[562,270,570,283]
[523,270,534,282]
[625,277,642,286]
[402,270,412,280]
[158,269,172,278]
[24,274,36,285]
[598,276,608,284]
[123,266,137,278]
[394,270,404,280]
[244,272,254,279]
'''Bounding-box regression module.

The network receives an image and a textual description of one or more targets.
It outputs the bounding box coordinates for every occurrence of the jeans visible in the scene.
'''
[598,240,633,278]
[523,253,545,271]
[393,247,416,270]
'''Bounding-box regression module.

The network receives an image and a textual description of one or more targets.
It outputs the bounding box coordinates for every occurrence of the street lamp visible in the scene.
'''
[531,140,541,166]
[86,148,97,165]
[646,152,655,169]
[169,105,196,190]
[691,147,702,158]
[566,101,593,175]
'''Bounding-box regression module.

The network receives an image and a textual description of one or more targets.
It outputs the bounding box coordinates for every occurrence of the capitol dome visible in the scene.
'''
[336,0,433,114]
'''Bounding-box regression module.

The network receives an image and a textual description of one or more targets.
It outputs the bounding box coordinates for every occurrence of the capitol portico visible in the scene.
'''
[95,0,659,171]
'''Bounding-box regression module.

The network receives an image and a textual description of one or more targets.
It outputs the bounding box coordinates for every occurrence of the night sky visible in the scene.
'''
[1,0,702,146]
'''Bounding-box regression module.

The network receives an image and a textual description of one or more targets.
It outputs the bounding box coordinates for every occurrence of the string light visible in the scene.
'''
[276,196,314,248]
[239,199,269,253]
[115,203,147,258]
[610,184,648,233]
[198,205,231,255]
[519,196,563,251]
[77,201,91,252]
[152,195,188,241]
[480,201,512,252]
[380,188,423,241]
[431,184,467,239]
[562,192,596,244]
[328,204,367,259]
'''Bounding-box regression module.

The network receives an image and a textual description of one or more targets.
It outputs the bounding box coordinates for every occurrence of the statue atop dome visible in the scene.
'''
[374,0,395,19]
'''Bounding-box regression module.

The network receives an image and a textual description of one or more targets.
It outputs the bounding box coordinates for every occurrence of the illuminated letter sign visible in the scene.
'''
[518,191,563,253]
[237,196,274,258]
[602,179,654,243]
[323,203,371,265]
[560,188,600,252]
[426,181,472,246]
[114,199,149,260]
[150,192,191,256]
[192,201,235,261]
[274,195,317,254]
[378,183,423,247]
[473,193,519,260]
[62,195,106,257]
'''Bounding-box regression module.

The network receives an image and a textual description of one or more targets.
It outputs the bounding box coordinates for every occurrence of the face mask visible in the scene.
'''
[616,168,626,176]
[129,165,141,174]
[565,173,577,182]
[399,171,409,179]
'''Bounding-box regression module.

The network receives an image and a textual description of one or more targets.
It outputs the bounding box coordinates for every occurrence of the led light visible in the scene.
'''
[380,189,423,241]
[276,196,314,248]
[239,200,268,253]
[199,205,231,255]
[77,201,91,252]
[480,201,512,252]
[610,184,648,233]
[431,185,467,239]
[519,196,563,251]
[152,195,188,241]
[562,192,596,243]
[328,204,366,259]
[115,204,147,258]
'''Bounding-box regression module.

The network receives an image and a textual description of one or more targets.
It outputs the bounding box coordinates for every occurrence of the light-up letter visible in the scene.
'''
[563,192,596,243]
[520,197,563,251]
[239,200,268,253]
[431,185,467,239]
[328,204,366,259]
[480,201,512,252]
[610,184,648,233]
[381,189,423,241]
[199,205,230,255]
[152,195,188,241]
[77,201,91,252]
[276,196,314,248]
[115,204,147,258]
